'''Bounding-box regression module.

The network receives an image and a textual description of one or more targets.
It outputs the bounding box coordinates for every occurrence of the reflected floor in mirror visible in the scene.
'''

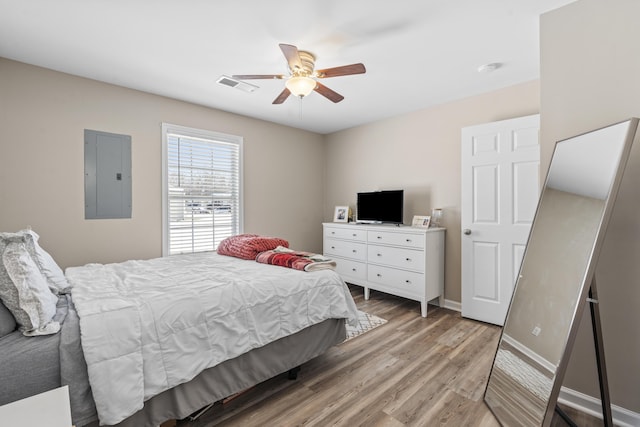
[175,285,605,427]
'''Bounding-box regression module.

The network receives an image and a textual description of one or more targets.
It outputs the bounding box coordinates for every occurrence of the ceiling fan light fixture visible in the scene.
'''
[285,76,316,97]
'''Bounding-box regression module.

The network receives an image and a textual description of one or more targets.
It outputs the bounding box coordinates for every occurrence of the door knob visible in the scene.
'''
[463,229,472,235]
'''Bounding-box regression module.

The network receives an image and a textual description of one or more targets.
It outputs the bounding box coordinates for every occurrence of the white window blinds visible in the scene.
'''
[162,123,242,256]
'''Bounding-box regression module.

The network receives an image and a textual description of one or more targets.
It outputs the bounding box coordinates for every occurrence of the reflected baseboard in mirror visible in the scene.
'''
[483,118,640,427]
[551,404,605,427]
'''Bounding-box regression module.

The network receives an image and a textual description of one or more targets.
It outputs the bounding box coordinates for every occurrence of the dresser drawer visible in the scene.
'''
[367,264,424,295]
[324,226,367,241]
[367,245,425,271]
[334,258,367,281]
[367,230,425,249]
[324,238,367,261]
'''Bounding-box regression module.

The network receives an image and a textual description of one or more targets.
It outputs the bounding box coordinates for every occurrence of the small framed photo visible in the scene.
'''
[334,206,349,223]
[412,215,431,228]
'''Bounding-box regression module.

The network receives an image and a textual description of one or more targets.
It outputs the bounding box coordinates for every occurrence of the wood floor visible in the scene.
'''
[177,285,606,427]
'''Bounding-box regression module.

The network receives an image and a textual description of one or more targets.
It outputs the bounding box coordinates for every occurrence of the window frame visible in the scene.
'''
[161,123,243,256]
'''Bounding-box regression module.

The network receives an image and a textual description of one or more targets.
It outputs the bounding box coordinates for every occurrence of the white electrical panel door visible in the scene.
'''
[84,129,132,219]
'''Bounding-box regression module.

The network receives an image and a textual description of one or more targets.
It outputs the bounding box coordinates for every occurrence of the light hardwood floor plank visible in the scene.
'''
[178,285,605,427]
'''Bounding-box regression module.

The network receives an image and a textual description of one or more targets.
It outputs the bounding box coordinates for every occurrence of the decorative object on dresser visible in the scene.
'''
[323,222,445,317]
[333,206,349,223]
[430,208,443,227]
[411,215,431,228]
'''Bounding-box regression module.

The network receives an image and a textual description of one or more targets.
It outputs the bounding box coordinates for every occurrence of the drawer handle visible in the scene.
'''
[331,231,335,234]
[406,238,412,242]
[377,273,382,277]
[352,268,357,272]
[352,233,357,237]
[406,258,411,262]
[377,236,382,239]
[352,249,357,253]
[377,253,382,257]
[331,246,335,249]
[405,280,411,284]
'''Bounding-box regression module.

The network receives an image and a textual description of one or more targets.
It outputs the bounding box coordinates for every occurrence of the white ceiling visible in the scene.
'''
[0,0,575,135]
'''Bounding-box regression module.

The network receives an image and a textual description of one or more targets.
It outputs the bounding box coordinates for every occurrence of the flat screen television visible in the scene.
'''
[356,190,404,224]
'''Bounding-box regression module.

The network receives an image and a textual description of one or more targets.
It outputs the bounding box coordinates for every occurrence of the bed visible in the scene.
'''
[0,231,358,427]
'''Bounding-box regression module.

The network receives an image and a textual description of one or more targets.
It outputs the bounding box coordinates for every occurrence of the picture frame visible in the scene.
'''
[334,206,349,223]
[412,215,431,228]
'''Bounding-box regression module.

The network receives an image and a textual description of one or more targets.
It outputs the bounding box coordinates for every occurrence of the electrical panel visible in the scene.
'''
[84,129,132,219]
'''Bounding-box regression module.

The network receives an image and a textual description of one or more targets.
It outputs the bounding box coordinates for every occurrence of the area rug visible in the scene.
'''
[344,310,388,342]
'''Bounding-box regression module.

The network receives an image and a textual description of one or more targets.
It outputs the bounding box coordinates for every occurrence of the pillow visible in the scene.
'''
[216,234,289,260]
[22,229,71,294]
[0,229,70,294]
[0,232,24,300]
[0,241,60,336]
[0,299,17,337]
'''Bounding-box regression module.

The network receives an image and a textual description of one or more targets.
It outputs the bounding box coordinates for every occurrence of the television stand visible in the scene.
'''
[323,222,445,317]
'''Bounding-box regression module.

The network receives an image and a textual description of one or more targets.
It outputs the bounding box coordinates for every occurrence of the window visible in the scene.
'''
[162,123,242,256]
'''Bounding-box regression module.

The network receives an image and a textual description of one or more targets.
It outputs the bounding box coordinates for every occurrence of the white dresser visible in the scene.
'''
[323,222,445,317]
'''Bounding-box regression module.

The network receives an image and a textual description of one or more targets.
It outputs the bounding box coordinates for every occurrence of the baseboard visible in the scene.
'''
[558,387,640,427]
[501,334,556,374]
[443,299,461,312]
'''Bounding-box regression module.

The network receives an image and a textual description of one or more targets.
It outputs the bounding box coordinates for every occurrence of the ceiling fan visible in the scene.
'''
[233,43,366,104]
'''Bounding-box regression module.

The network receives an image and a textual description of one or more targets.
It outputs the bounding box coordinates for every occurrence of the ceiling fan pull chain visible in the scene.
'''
[298,96,303,121]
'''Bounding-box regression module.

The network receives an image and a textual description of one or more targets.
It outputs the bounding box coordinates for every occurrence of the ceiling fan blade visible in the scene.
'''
[272,88,291,104]
[316,63,366,78]
[313,82,344,103]
[232,74,284,80]
[279,44,303,72]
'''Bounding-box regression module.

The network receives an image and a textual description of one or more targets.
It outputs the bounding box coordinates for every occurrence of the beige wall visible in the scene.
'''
[324,81,540,303]
[541,0,640,413]
[0,58,325,268]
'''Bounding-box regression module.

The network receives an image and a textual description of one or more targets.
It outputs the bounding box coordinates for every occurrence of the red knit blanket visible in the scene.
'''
[255,246,336,272]
[216,234,289,260]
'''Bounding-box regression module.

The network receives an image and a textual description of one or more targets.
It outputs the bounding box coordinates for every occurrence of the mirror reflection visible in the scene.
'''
[484,119,636,426]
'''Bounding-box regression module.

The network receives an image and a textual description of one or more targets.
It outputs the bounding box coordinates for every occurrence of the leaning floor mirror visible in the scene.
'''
[484,118,640,426]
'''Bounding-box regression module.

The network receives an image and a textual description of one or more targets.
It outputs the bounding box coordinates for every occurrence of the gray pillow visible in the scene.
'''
[0,299,17,337]
[1,240,60,336]
[0,232,60,336]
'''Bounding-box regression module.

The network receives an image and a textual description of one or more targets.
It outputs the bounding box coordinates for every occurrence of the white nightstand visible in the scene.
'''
[0,386,73,427]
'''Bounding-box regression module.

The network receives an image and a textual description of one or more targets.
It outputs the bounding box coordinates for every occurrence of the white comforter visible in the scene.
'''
[66,252,358,425]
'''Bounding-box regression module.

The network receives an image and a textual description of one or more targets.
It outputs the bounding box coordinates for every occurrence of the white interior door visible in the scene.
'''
[461,114,540,325]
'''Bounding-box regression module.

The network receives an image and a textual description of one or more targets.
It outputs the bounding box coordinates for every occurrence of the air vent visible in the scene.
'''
[218,76,239,87]
[216,75,258,93]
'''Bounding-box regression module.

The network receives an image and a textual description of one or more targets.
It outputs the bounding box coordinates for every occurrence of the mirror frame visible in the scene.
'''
[484,118,640,426]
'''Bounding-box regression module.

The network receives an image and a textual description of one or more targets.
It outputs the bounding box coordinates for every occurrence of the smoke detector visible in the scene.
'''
[477,62,503,73]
